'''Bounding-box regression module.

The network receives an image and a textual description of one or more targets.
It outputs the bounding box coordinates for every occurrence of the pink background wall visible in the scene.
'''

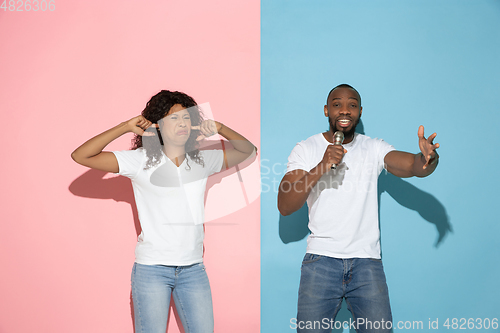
[0,1,260,332]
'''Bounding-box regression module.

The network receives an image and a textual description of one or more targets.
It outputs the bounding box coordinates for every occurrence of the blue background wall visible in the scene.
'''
[261,0,500,331]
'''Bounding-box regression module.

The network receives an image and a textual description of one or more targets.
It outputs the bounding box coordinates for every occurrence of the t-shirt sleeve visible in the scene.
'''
[376,139,396,171]
[112,149,145,179]
[286,142,310,174]
[201,149,224,175]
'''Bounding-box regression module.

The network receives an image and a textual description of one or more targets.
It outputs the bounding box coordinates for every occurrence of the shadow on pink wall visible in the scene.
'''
[68,169,189,332]
[68,147,256,332]
[69,169,141,235]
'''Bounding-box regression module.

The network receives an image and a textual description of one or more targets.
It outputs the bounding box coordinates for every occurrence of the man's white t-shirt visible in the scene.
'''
[286,133,395,259]
[113,148,223,266]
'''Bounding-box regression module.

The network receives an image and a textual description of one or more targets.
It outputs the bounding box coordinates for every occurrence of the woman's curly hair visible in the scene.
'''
[131,90,204,169]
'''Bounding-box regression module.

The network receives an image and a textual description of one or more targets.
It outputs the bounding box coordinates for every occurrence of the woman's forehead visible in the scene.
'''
[165,105,189,118]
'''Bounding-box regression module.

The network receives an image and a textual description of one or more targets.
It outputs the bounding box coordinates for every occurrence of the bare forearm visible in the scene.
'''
[278,165,327,216]
[386,151,439,178]
[71,122,129,163]
[217,122,256,154]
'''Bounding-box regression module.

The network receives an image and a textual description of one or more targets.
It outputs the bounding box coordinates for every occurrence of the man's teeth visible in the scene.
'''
[339,120,350,124]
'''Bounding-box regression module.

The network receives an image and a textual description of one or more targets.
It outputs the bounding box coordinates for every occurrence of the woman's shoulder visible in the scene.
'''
[196,149,223,172]
[198,149,221,157]
[113,147,147,163]
[117,147,146,156]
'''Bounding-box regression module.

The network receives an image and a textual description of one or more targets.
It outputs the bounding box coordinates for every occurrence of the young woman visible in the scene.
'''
[71,90,256,333]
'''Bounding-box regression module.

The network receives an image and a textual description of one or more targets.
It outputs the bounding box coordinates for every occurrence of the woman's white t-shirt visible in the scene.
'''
[113,148,223,266]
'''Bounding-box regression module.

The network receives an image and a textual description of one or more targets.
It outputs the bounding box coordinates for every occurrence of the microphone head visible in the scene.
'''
[333,131,344,144]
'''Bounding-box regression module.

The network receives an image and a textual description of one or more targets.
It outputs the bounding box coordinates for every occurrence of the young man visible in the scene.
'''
[278,84,439,333]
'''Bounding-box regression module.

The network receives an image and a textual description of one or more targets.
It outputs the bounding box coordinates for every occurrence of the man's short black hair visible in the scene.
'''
[326,84,362,106]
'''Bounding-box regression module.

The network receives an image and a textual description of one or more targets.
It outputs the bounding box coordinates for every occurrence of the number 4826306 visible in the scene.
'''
[443,318,498,330]
[1,0,55,11]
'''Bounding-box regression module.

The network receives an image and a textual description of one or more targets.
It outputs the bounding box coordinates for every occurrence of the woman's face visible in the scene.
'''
[159,104,192,147]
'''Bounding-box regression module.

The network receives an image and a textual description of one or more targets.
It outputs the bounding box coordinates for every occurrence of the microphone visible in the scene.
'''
[331,131,345,170]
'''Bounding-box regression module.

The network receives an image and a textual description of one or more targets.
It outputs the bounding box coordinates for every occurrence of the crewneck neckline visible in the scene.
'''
[162,151,188,168]
[322,132,358,147]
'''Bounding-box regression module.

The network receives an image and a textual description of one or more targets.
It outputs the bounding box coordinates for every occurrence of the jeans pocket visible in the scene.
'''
[302,253,323,264]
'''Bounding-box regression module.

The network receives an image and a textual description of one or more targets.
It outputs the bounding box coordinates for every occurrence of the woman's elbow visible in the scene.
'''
[71,151,79,162]
[71,150,85,165]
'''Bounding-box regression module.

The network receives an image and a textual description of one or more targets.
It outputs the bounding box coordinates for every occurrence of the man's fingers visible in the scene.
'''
[423,150,440,169]
[416,125,440,169]
[191,126,200,130]
[418,125,425,139]
[324,145,345,166]
[427,142,440,154]
[423,152,434,169]
[196,134,205,141]
[427,132,437,143]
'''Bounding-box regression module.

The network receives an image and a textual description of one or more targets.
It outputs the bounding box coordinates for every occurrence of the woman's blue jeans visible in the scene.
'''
[297,255,392,333]
[131,262,214,333]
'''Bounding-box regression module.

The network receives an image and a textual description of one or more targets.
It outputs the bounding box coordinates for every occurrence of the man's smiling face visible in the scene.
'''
[324,86,362,141]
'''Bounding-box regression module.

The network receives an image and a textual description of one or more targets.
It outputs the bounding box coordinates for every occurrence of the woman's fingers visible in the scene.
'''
[127,115,157,136]
[192,120,218,140]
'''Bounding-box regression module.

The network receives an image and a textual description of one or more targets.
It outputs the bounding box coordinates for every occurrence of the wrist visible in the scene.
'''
[113,122,137,138]
[416,152,425,164]
[119,121,134,134]
[313,162,329,177]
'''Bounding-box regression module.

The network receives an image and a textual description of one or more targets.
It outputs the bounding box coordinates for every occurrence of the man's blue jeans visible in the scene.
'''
[131,262,214,333]
[297,254,392,333]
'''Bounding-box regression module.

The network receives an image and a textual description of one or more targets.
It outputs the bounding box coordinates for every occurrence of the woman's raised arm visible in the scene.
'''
[193,120,257,170]
[71,116,153,173]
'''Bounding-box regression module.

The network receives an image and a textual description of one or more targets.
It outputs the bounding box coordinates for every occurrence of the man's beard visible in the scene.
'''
[329,116,360,139]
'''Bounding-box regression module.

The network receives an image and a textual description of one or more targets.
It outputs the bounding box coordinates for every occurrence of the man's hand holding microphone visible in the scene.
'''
[318,131,347,174]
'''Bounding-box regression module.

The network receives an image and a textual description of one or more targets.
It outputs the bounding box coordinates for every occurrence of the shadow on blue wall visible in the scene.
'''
[378,172,452,247]
[278,173,452,247]
[275,120,452,331]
